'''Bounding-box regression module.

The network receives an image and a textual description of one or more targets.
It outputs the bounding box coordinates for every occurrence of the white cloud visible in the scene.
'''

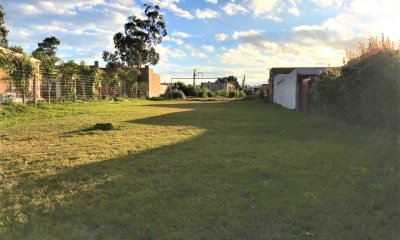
[288,6,300,16]
[202,45,215,52]
[232,29,265,40]
[205,0,218,4]
[195,8,220,19]
[192,52,208,59]
[247,0,279,15]
[215,33,229,41]
[222,2,248,15]
[310,0,344,7]
[16,4,42,15]
[144,0,194,19]
[164,36,184,45]
[171,31,192,38]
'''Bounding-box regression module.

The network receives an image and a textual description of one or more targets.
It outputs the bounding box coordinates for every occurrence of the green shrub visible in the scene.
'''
[207,91,214,98]
[1,102,31,114]
[149,96,164,101]
[186,85,199,97]
[237,90,245,98]
[171,90,186,99]
[198,90,208,98]
[308,51,400,131]
[113,97,124,102]
[91,123,115,131]
[244,89,253,96]
[215,90,228,97]
[228,91,236,98]
[176,82,189,96]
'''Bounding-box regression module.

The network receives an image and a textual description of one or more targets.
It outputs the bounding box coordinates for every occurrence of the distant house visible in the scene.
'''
[0,47,41,102]
[269,67,327,111]
[260,83,271,95]
[92,62,162,98]
[201,82,234,92]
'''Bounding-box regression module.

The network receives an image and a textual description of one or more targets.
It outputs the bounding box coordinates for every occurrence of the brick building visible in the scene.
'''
[93,62,161,98]
[0,47,41,102]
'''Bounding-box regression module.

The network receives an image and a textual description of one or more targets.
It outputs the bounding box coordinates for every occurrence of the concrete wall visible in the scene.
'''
[273,70,298,109]
[160,84,168,96]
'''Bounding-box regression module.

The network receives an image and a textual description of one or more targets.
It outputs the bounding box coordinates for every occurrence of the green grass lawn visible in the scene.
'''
[0,100,398,239]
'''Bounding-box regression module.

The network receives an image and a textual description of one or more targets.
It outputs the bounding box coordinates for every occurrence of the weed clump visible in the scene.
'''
[91,123,115,131]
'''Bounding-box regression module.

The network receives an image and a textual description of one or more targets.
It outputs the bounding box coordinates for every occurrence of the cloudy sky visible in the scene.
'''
[0,0,398,85]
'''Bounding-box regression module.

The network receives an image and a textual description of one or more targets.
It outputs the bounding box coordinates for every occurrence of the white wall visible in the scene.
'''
[273,69,298,109]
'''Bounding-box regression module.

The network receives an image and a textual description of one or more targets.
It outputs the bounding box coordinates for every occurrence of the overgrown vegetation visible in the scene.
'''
[0,49,37,104]
[309,35,400,132]
[0,4,160,103]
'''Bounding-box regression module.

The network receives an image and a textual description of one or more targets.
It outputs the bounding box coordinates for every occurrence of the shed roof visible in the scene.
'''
[269,67,327,82]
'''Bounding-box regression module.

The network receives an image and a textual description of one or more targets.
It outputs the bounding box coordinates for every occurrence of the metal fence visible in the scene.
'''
[0,70,149,103]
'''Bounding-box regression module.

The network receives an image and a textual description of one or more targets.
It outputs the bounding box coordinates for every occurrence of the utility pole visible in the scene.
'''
[242,75,246,89]
[193,69,196,86]
[170,78,173,100]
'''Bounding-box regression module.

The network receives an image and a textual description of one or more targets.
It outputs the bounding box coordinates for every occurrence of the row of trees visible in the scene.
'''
[0,3,167,103]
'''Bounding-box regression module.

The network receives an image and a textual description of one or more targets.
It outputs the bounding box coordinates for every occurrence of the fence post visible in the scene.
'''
[74,78,77,101]
[33,74,37,104]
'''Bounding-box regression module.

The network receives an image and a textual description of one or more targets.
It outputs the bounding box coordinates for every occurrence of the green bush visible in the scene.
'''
[237,90,245,98]
[176,82,189,96]
[149,96,164,101]
[228,91,236,98]
[170,90,186,99]
[198,90,208,98]
[186,85,199,97]
[244,89,253,96]
[113,97,124,102]
[207,91,214,98]
[215,90,228,97]
[91,123,115,131]
[308,51,400,131]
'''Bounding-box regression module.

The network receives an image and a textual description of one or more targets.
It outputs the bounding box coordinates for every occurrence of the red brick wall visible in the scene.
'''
[148,67,161,98]
[0,71,10,93]
[0,58,41,101]
[98,65,161,98]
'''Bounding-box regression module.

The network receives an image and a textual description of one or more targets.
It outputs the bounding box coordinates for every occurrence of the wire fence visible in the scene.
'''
[0,70,149,103]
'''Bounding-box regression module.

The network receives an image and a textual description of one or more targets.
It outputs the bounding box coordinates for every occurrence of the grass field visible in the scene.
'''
[0,100,398,239]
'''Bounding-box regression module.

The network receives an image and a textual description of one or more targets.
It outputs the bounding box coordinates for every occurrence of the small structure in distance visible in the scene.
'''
[269,67,327,111]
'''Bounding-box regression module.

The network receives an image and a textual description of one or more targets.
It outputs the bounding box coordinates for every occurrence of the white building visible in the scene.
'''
[269,67,327,110]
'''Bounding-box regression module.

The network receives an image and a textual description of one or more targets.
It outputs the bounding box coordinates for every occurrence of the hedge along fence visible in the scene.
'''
[308,51,400,132]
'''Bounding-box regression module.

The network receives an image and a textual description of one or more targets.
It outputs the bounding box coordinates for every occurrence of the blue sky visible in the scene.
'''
[1,0,398,85]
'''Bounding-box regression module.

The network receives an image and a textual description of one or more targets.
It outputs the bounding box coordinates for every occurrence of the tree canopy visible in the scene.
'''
[0,4,8,48]
[216,76,240,89]
[32,36,61,58]
[103,4,167,68]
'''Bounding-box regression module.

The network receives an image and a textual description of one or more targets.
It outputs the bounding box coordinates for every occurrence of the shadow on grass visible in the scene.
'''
[1,100,398,239]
